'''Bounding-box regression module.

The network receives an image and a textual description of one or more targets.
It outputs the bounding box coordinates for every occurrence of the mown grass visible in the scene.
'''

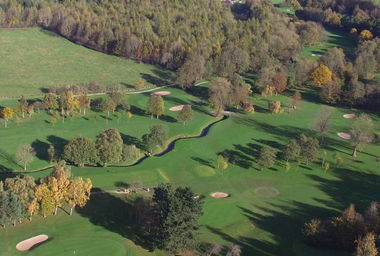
[0,28,170,98]
[1,85,379,256]
[1,28,379,256]
[302,27,357,60]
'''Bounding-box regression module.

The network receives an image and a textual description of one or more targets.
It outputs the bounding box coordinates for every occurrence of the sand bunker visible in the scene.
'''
[311,53,322,57]
[337,132,352,140]
[254,186,280,198]
[169,105,185,111]
[221,111,237,116]
[16,235,49,251]
[210,192,230,198]
[343,114,356,119]
[152,91,171,96]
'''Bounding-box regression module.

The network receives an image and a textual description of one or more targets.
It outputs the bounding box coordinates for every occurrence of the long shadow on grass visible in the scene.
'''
[130,105,146,117]
[31,139,50,161]
[121,133,145,149]
[191,157,215,168]
[77,189,154,251]
[47,135,68,157]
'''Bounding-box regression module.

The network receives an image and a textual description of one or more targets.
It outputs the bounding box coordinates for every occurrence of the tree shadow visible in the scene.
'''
[191,157,215,168]
[219,149,254,169]
[160,115,177,123]
[46,135,68,157]
[0,149,20,168]
[114,181,130,188]
[77,189,154,251]
[121,82,135,89]
[254,139,283,150]
[120,133,144,149]
[187,86,209,101]
[31,139,49,161]
[130,105,146,117]
[140,73,166,86]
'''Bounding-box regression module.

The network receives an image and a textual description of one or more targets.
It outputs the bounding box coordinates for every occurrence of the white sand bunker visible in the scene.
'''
[16,235,49,251]
[311,53,322,57]
[254,187,280,198]
[221,111,237,116]
[152,91,171,96]
[343,114,356,119]
[337,132,352,140]
[169,105,185,111]
[210,192,230,198]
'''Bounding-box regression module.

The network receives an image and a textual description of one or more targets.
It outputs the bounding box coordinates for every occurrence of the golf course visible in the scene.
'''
[0,26,379,256]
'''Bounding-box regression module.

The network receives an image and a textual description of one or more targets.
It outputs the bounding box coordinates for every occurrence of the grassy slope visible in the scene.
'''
[0,28,170,98]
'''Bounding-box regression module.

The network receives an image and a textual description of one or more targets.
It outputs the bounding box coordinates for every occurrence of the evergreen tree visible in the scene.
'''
[152,183,203,253]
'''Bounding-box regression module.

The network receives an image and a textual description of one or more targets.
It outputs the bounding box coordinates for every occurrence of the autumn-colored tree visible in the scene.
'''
[15,144,36,171]
[34,183,55,218]
[146,95,164,119]
[217,155,228,170]
[312,106,335,146]
[298,134,319,165]
[268,101,282,114]
[18,96,28,118]
[78,94,91,115]
[43,93,58,110]
[27,104,34,117]
[135,78,145,90]
[122,144,141,162]
[355,233,378,256]
[46,162,71,215]
[320,81,342,104]
[272,72,287,94]
[310,64,333,86]
[209,78,233,115]
[292,92,302,109]
[0,107,14,128]
[65,177,92,216]
[359,30,373,41]
[177,105,193,124]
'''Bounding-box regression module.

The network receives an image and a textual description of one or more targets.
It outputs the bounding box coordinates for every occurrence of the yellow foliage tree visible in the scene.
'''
[34,183,55,218]
[311,64,333,86]
[0,107,14,128]
[217,155,228,170]
[359,30,373,41]
[66,177,92,216]
[268,101,282,114]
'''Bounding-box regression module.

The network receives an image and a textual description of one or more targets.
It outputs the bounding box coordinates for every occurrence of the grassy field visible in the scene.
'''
[302,28,357,60]
[1,28,380,256]
[1,85,380,256]
[0,28,170,98]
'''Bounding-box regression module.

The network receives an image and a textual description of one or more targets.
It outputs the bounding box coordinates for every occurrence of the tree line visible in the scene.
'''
[304,202,380,256]
[0,161,92,227]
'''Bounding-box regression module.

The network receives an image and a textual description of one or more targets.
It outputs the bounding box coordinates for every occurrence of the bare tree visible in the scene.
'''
[16,144,36,171]
[206,243,223,256]
[351,114,374,157]
[311,106,335,146]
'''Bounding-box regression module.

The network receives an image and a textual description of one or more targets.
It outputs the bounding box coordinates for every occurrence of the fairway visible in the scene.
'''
[1,85,380,256]
[0,28,170,98]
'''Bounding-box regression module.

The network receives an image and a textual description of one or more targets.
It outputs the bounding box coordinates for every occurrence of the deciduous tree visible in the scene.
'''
[177,105,192,124]
[15,144,36,171]
[146,95,164,119]
[64,136,98,166]
[96,128,123,165]
[257,147,277,171]
[311,64,333,86]
[351,114,374,157]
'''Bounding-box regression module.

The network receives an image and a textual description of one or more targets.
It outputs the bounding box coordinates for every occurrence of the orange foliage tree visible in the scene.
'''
[310,64,333,86]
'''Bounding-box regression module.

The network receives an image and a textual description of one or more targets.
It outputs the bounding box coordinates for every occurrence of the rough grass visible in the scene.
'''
[0,28,170,98]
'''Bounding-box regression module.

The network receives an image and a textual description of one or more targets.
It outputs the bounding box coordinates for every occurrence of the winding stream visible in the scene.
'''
[5,115,228,174]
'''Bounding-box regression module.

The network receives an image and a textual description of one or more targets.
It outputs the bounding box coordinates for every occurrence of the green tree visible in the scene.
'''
[147,95,164,119]
[0,192,23,227]
[298,134,319,165]
[283,139,301,161]
[15,144,36,171]
[101,98,117,117]
[177,105,193,124]
[64,136,98,166]
[122,144,141,162]
[152,183,203,253]
[257,147,277,171]
[96,128,123,165]
[142,125,167,154]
